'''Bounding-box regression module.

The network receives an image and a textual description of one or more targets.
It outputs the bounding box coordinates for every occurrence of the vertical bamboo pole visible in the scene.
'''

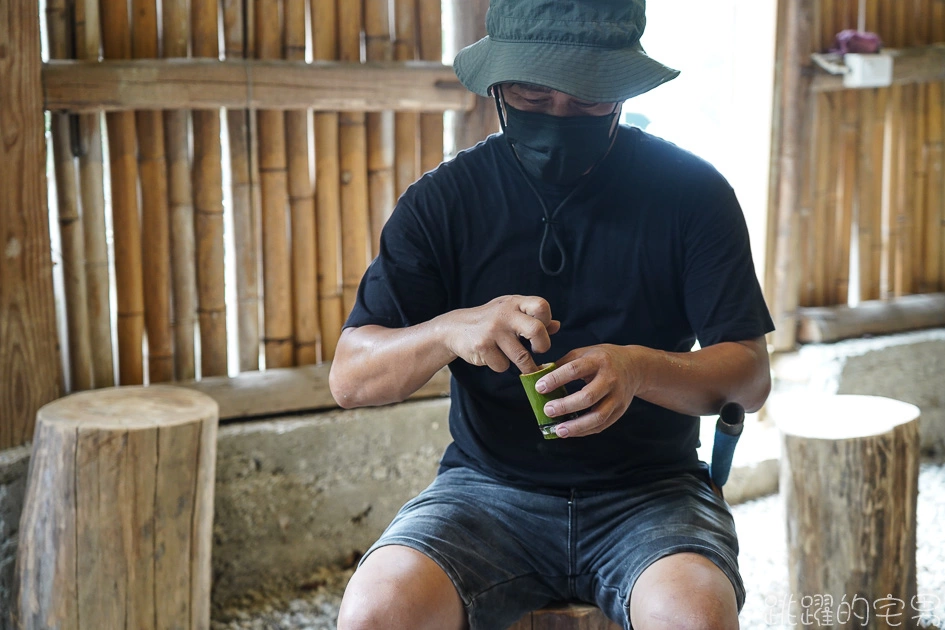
[812,94,834,306]
[364,0,397,256]
[256,0,294,369]
[223,0,262,372]
[74,0,115,387]
[163,0,198,381]
[765,0,815,349]
[339,0,373,318]
[929,0,945,292]
[418,0,444,174]
[312,0,345,360]
[834,108,857,304]
[47,0,93,392]
[821,0,836,51]
[912,0,931,293]
[286,0,321,365]
[0,0,62,448]
[132,0,174,383]
[445,0,499,155]
[892,0,913,296]
[192,0,229,378]
[394,0,421,196]
[101,0,145,385]
[797,94,818,308]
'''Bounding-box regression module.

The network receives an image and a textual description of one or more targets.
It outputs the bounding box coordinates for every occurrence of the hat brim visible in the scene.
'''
[453,37,679,103]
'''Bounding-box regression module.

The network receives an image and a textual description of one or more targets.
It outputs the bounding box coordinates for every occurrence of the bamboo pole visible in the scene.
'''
[132,0,174,383]
[162,0,198,382]
[47,0,93,392]
[339,0,373,319]
[256,0,294,369]
[101,0,144,385]
[312,0,345,360]
[445,0,499,155]
[286,0,321,365]
[364,0,397,256]
[192,0,229,378]
[892,0,913,296]
[930,0,945,292]
[765,0,815,349]
[912,0,932,293]
[834,102,857,305]
[394,0,421,196]
[74,0,115,387]
[418,0,444,174]
[821,0,836,51]
[223,0,262,372]
[797,93,817,308]
[812,94,834,306]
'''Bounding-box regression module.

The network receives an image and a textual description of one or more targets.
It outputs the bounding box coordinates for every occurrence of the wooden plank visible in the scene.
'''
[0,0,65,446]
[418,0,445,173]
[178,364,451,421]
[811,45,945,92]
[796,292,945,343]
[43,59,474,112]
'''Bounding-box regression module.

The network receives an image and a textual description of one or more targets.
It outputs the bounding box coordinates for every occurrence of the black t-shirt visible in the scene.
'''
[345,125,775,490]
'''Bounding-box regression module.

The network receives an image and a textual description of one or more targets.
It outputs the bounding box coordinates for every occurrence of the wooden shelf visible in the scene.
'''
[811,44,945,92]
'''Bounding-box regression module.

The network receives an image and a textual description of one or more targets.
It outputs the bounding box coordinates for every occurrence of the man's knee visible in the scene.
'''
[337,545,467,630]
[628,552,739,630]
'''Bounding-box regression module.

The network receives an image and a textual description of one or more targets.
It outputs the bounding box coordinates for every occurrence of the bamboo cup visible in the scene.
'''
[519,363,570,440]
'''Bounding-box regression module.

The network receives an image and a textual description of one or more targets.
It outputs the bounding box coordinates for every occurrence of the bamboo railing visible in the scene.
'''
[39,0,472,394]
[768,0,945,349]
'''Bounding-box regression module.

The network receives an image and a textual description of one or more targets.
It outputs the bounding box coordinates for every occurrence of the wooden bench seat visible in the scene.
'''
[508,602,621,630]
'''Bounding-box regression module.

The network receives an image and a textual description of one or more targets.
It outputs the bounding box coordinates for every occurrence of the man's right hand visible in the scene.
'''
[440,295,560,374]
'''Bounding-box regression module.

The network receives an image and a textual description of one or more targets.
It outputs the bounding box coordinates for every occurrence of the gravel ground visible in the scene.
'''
[212,462,945,630]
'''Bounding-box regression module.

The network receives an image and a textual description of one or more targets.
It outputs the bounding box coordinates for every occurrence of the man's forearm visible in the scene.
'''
[633,338,771,416]
[329,321,456,408]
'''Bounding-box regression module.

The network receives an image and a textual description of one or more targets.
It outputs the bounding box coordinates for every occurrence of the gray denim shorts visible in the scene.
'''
[360,465,745,630]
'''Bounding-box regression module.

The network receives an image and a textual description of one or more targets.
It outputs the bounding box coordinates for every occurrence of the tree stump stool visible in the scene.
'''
[508,602,621,630]
[774,394,920,629]
[16,386,219,630]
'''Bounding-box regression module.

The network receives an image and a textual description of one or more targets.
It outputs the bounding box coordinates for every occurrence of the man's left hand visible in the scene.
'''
[536,344,643,438]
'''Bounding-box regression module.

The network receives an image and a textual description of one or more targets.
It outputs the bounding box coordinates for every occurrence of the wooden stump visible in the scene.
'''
[774,394,920,629]
[508,603,621,630]
[15,386,219,630]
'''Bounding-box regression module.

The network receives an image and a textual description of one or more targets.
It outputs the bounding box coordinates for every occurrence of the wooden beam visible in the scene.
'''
[811,45,945,93]
[0,0,62,449]
[796,293,945,343]
[177,364,451,422]
[42,59,474,113]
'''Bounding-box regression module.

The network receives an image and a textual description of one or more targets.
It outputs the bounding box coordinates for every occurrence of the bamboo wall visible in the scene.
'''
[44,0,449,392]
[796,0,945,307]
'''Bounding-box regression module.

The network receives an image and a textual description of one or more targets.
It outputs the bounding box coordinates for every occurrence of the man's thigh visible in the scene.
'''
[356,467,572,629]
[578,471,745,629]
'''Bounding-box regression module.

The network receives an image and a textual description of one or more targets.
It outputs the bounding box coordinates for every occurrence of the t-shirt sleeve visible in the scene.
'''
[344,192,448,330]
[681,177,775,347]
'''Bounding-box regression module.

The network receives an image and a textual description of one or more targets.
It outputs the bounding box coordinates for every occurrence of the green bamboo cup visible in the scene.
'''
[519,362,568,440]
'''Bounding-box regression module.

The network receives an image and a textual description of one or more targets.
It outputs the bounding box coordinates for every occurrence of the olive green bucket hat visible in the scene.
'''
[453,0,679,103]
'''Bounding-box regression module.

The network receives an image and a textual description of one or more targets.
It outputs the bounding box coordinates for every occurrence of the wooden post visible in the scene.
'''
[255,0,294,370]
[222,0,262,373]
[0,0,62,448]
[286,0,321,366]
[133,0,174,383]
[445,0,499,155]
[312,0,345,361]
[764,0,815,350]
[192,0,229,377]
[775,394,920,628]
[164,0,199,381]
[508,603,621,630]
[46,0,93,392]
[101,0,145,385]
[74,0,116,388]
[15,386,218,629]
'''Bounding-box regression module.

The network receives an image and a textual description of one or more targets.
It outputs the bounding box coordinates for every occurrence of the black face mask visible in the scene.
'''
[497,97,620,185]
